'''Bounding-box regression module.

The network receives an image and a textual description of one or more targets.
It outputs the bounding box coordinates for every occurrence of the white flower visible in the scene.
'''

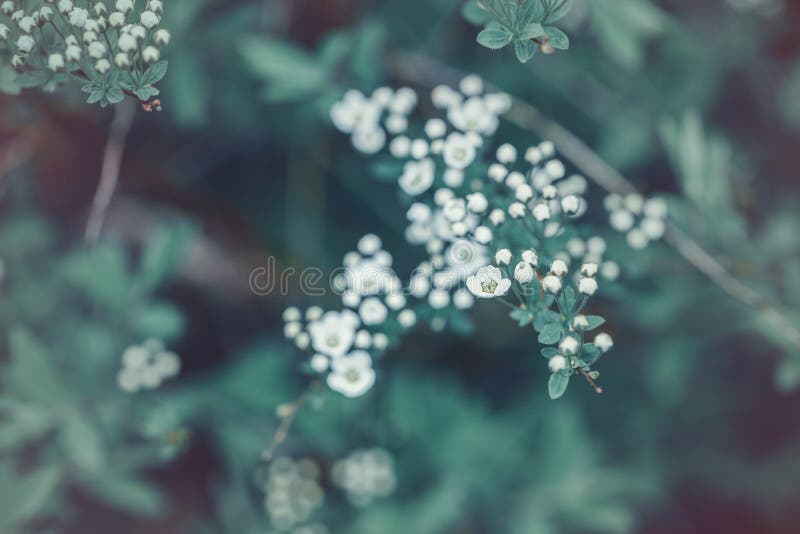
[448,96,498,135]
[88,40,106,58]
[398,309,416,328]
[541,184,558,200]
[578,277,598,296]
[545,159,565,178]
[505,171,525,189]
[442,132,476,169]
[385,292,406,311]
[117,340,181,393]
[641,217,665,240]
[561,194,581,216]
[283,306,301,322]
[11,54,23,68]
[521,249,538,266]
[0,23,8,40]
[559,336,580,356]
[389,87,417,114]
[386,113,408,134]
[140,10,159,28]
[459,74,483,95]
[434,188,454,205]
[48,53,65,71]
[355,329,372,348]
[108,11,125,27]
[488,163,507,182]
[489,209,505,226]
[154,28,170,46]
[398,158,434,196]
[496,143,517,163]
[644,197,668,219]
[466,266,511,298]
[443,198,466,222]
[68,7,89,27]
[532,203,551,222]
[443,168,464,187]
[116,0,134,13]
[327,351,375,398]
[550,259,568,277]
[508,202,526,218]
[495,248,512,265]
[453,288,474,309]
[466,193,488,213]
[18,16,35,33]
[627,228,649,249]
[610,209,635,232]
[117,32,137,52]
[352,125,385,154]
[548,354,568,373]
[473,226,492,244]
[601,261,620,281]
[424,118,446,138]
[16,35,35,53]
[284,321,301,339]
[389,136,410,158]
[624,193,644,214]
[115,52,130,67]
[566,238,586,258]
[451,221,467,236]
[431,84,461,108]
[406,203,431,223]
[525,146,542,164]
[308,310,359,357]
[1,1,13,15]
[359,297,388,325]
[515,184,533,202]
[580,263,598,277]
[372,333,389,350]
[295,332,310,350]
[542,274,562,294]
[595,333,613,352]
[343,291,361,308]
[428,288,450,309]
[66,44,82,61]
[587,236,606,256]
[310,353,329,373]
[572,315,590,330]
[513,262,535,284]
[83,30,98,43]
[357,234,382,255]
[95,58,111,73]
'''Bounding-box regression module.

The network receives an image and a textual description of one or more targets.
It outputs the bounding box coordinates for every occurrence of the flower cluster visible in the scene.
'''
[116,338,180,392]
[283,235,418,398]
[331,448,397,507]
[604,193,668,250]
[0,0,170,108]
[262,457,325,532]
[325,74,668,398]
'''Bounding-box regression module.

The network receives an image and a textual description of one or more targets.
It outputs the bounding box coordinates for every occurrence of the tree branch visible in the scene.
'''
[84,99,136,244]
[388,51,800,349]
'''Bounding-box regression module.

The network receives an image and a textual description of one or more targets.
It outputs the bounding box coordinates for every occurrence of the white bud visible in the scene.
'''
[496,143,517,163]
[532,203,551,222]
[595,332,613,352]
[572,315,590,331]
[580,263,598,277]
[473,225,492,244]
[453,288,474,310]
[578,277,598,296]
[542,274,562,294]
[489,208,505,226]
[559,336,580,356]
[508,202,526,219]
[495,248,512,265]
[521,249,538,266]
[466,192,488,213]
[513,262,534,284]
[515,184,533,202]
[560,194,581,216]
[550,259,568,277]
[548,354,568,373]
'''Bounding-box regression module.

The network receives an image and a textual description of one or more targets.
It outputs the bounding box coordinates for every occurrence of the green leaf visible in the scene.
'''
[510,307,534,327]
[548,371,570,399]
[8,327,70,404]
[542,0,572,24]
[518,22,544,40]
[239,36,328,102]
[84,474,165,517]
[541,347,559,358]
[514,38,536,62]
[581,343,602,365]
[544,26,569,49]
[15,71,49,88]
[130,302,185,340]
[60,412,106,473]
[538,323,564,344]
[0,405,52,453]
[141,61,168,86]
[584,315,606,331]
[476,28,513,50]
[0,466,61,531]
[86,89,105,104]
[106,85,124,104]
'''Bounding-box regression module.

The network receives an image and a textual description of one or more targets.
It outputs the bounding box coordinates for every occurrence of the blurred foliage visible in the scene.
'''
[1,0,800,533]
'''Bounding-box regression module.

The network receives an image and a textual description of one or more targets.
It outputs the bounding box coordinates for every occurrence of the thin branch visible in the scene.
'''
[84,99,136,244]
[388,51,800,349]
[261,381,319,462]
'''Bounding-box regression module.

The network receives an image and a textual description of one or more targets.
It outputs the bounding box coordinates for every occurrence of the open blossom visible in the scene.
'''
[358,297,388,325]
[466,266,511,298]
[398,158,434,195]
[442,132,476,169]
[308,310,359,357]
[327,350,376,397]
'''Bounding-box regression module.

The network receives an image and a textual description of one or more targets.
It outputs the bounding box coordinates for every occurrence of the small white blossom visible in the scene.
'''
[424,118,446,138]
[466,192,488,213]
[515,184,534,202]
[453,288,474,309]
[95,58,111,73]
[580,263,598,277]
[572,315,590,331]
[443,198,466,222]
[154,28,171,46]
[548,354,568,373]
[284,321,301,339]
[442,132,476,169]
[561,194,581,216]
[428,288,450,309]
[466,266,511,298]
[601,261,620,281]
[595,332,613,352]
[68,7,89,27]
[505,171,525,189]
[398,308,417,327]
[108,11,125,27]
[550,259,568,277]
[513,262,535,284]
[88,40,106,58]
[559,336,580,356]
[627,228,649,249]
[140,10,159,28]
[354,329,372,348]
[508,202,526,218]
[459,74,483,95]
[406,202,431,223]
[443,168,464,187]
[359,297,388,325]
[327,351,375,398]
[495,248,512,265]
[18,16,36,33]
[48,53,65,71]
[641,217,665,240]
[532,203,551,222]
[578,277,598,296]
[115,52,130,67]
[308,310,359,357]
[306,306,323,321]
[496,143,517,163]
[521,249,538,266]
[310,353,329,373]
[357,233,382,255]
[610,209,635,231]
[398,158,434,196]
[116,0,134,13]
[16,35,35,53]
[473,226,492,244]
[624,193,644,214]
[489,209,505,226]
[644,197,668,219]
[142,45,160,63]
[542,274,562,294]
[372,333,389,350]
[488,163,507,182]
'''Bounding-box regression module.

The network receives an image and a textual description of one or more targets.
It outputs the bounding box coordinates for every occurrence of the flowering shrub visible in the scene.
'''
[0,0,169,108]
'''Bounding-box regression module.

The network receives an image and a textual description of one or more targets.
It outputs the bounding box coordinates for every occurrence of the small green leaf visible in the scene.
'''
[60,412,106,473]
[548,372,570,399]
[538,323,564,344]
[477,28,513,50]
[462,0,492,25]
[106,85,124,104]
[541,347,559,358]
[543,0,572,24]
[0,466,61,531]
[510,307,534,326]
[141,61,168,86]
[515,39,536,62]
[544,26,569,49]
[8,327,70,404]
[518,22,544,40]
[86,89,105,104]
[584,315,606,331]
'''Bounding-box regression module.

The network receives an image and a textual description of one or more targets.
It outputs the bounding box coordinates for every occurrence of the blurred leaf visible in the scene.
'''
[60,411,106,473]
[84,473,165,517]
[139,222,195,291]
[548,372,569,399]
[7,327,70,405]
[477,28,513,49]
[0,465,61,531]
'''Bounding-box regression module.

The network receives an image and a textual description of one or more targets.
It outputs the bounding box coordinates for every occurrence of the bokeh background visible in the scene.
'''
[2,0,800,532]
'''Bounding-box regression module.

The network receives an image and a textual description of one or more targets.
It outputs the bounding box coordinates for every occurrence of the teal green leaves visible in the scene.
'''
[548,371,570,399]
[466,0,572,63]
[538,323,564,344]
